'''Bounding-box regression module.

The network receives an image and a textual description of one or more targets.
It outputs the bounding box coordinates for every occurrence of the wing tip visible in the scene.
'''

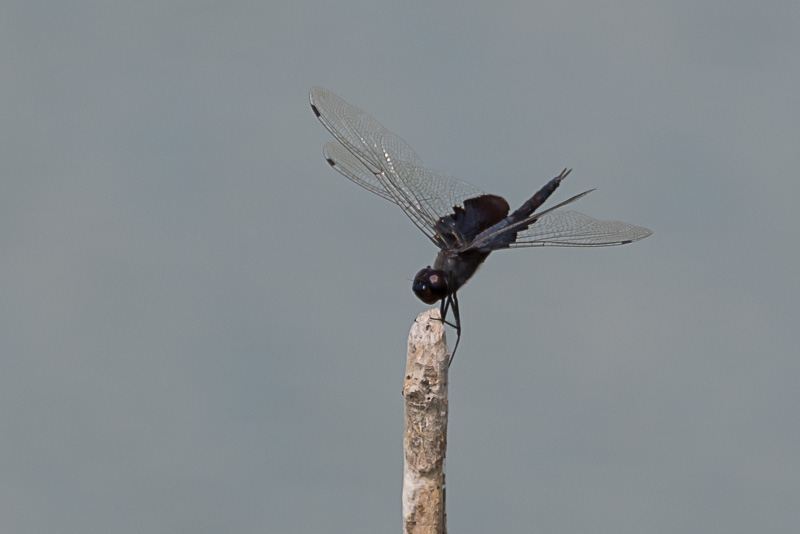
[309,86,328,114]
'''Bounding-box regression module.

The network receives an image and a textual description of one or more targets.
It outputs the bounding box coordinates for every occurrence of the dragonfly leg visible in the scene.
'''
[431,294,461,364]
[437,295,458,329]
[448,292,462,365]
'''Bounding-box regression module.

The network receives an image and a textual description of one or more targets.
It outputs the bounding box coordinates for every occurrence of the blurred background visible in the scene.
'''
[2,1,798,532]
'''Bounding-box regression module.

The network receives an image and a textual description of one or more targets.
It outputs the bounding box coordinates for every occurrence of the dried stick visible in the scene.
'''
[402,308,450,534]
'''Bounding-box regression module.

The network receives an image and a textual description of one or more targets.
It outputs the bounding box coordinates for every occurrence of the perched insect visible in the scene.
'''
[310,87,651,362]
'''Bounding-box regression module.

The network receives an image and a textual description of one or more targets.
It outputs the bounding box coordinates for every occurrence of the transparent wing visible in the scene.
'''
[310,86,485,245]
[322,141,396,202]
[463,187,651,249]
[311,86,421,174]
[510,210,653,247]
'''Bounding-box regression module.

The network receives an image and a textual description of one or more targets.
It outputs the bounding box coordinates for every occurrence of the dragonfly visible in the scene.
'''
[309,86,651,363]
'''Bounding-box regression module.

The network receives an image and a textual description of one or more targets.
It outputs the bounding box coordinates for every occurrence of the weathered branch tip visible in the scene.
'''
[402,308,450,533]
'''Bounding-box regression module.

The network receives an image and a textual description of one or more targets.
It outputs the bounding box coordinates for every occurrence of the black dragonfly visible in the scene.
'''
[309,86,652,362]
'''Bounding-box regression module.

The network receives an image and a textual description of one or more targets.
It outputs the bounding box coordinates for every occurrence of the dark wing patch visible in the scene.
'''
[434,194,510,248]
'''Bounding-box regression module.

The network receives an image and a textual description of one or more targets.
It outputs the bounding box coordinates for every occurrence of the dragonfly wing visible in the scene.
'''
[311,86,486,245]
[510,210,653,247]
[322,141,396,203]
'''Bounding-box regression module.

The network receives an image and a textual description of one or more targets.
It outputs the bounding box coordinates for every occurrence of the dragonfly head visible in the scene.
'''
[412,267,449,304]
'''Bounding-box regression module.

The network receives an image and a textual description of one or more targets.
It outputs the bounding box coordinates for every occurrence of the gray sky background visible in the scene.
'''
[2,1,798,532]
